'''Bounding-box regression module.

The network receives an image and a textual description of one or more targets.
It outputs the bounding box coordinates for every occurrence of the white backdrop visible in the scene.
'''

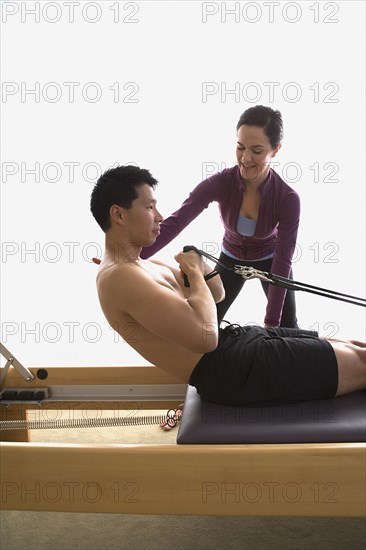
[1,0,365,367]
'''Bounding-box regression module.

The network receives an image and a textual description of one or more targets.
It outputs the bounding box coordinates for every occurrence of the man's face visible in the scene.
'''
[122,184,163,247]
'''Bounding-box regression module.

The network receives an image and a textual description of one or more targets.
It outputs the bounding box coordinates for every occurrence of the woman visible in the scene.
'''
[141,105,300,328]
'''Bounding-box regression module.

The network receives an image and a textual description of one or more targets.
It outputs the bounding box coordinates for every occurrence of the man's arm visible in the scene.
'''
[106,259,219,353]
[192,261,225,303]
[150,258,225,304]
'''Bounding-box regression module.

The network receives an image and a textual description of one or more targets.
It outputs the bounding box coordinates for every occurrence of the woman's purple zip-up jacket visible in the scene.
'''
[141,165,300,326]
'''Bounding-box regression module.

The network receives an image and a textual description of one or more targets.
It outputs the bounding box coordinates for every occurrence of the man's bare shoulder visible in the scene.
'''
[97,260,152,294]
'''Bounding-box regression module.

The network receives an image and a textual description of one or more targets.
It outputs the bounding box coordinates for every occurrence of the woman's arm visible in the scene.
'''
[264,191,301,326]
[140,172,224,259]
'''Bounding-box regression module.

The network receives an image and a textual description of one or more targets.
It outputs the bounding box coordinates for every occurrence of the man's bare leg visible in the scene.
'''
[330,341,366,395]
[349,340,366,348]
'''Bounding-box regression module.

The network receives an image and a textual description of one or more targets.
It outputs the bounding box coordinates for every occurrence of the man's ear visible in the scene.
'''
[110,205,124,224]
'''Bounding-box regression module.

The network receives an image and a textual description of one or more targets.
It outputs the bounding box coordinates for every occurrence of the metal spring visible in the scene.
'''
[0,409,181,431]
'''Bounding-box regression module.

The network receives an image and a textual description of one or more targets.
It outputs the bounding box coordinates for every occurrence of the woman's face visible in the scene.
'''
[236,125,281,185]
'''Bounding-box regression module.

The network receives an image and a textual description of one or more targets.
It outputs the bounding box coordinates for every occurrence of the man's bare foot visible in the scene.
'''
[160,408,183,431]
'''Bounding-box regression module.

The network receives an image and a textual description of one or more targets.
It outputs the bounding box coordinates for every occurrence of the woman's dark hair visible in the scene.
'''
[236,105,283,148]
[90,165,158,232]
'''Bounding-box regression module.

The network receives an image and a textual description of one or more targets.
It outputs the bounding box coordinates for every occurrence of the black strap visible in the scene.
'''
[182,245,366,307]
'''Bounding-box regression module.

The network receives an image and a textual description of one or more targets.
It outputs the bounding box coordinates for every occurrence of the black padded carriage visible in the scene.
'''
[177,386,366,444]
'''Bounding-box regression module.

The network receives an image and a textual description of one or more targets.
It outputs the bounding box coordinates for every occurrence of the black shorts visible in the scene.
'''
[189,324,338,406]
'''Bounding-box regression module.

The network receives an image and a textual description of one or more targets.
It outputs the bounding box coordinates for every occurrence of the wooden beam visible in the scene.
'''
[0,366,183,388]
[1,442,365,517]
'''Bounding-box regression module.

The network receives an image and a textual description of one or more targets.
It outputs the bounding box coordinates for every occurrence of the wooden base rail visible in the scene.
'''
[1,442,365,516]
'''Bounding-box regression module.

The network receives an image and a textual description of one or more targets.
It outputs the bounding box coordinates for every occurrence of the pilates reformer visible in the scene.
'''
[1,347,365,517]
[1,250,365,517]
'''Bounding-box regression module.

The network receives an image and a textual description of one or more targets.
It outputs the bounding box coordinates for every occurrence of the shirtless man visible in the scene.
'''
[90,165,366,406]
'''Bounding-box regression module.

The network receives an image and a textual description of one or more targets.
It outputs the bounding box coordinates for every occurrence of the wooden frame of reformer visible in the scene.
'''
[1,365,365,517]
